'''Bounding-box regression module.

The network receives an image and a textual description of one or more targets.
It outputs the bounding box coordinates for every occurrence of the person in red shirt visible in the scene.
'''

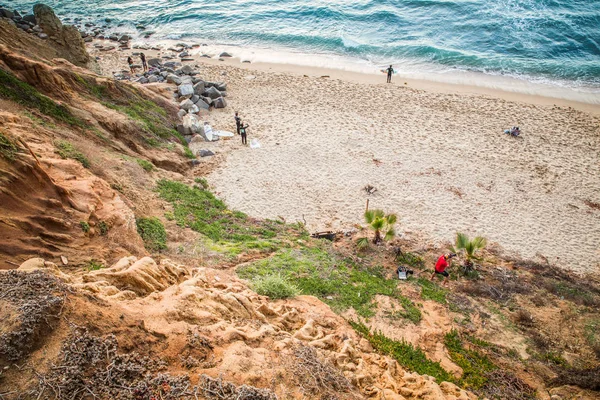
[430,253,457,286]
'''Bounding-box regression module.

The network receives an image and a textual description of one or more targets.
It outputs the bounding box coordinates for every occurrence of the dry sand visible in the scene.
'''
[91,41,600,273]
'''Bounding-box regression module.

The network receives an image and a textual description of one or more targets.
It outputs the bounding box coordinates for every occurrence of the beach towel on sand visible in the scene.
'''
[250,138,261,149]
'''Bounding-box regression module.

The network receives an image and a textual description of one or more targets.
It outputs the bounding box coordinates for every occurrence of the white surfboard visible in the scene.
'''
[213,130,235,138]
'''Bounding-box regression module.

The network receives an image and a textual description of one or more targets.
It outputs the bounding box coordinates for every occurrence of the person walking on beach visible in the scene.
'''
[234,112,241,135]
[240,122,248,145]
[127,56,135,74]
[430,253,456,286]
[140,52,148,72]
[386,65,394,83]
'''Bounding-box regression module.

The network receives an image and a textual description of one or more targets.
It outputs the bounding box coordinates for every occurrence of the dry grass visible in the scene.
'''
[0,270,70,363]
[199,374,277,400]
[286,344,352,398]
[483,370,536,400]
[552,366,600,390]
[514,309,535,328]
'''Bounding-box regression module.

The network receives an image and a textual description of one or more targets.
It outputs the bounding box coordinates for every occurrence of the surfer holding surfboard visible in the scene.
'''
[386,65,394,83]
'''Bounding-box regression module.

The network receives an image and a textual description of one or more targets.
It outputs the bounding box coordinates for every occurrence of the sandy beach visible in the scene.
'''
[91,41,600,273]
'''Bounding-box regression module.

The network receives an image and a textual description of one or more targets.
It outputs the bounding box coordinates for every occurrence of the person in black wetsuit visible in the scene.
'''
[240,122,248,145]
[386,65,394,83]
[235,112,241,135]
[140,53,148,72]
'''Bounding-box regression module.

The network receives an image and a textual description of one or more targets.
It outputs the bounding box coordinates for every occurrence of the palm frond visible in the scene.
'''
[356,237,369,250]
[472,236,487,249]
[364,210,375,224]
[384,228,396,241]
[386,214,398,226]
[455,232,469,250]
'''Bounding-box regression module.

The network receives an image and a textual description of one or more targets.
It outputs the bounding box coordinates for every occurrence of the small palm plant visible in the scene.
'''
[357,209,397,249]
[452,232,487,272]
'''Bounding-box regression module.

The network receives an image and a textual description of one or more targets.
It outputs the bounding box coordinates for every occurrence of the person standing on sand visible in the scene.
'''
[234,112,241,135]
[430,253,456,286]
[386,65,394,83]
[140,53,148,72]
[127,56,135,74]
[240,122,248,145]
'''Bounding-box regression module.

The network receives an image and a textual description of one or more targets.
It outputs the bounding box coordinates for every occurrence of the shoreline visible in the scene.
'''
[198,54,600,115]
[97,38,600,114]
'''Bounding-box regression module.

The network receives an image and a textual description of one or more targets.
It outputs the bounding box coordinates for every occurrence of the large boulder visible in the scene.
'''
[213,97,227,109]
[33,4,92,67]
[148,58,162,67]
[166,74,182,85]
[193,81,205,96]
[0,8,14,19]
[180,65,194,75]
[22,14,36,24]
[206,81,227,92]
[182,114,204,136]
[194,98,210,110]
[203,86,222,100]
[179,98,195,111]
[33,4,62,36]
[178,83,194,98]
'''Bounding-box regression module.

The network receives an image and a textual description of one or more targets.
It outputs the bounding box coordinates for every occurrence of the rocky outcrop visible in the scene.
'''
[33,4,93,68]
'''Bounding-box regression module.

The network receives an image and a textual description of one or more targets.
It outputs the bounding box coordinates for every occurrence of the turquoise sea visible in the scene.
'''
[9,0,600,101]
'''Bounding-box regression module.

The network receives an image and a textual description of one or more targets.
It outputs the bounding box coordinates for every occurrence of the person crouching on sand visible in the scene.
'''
[430,253,457,286]
[240,122,249,145]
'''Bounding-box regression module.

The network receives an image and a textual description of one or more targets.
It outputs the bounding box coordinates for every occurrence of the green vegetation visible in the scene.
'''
[396,296,423,324]
[87,260,104,271]
[74,74,108,99]
[194,177,209,189]
[444,330,495,390]
[452,232,487,270]
[0,132,21,160]
[80,221,90,233]
[396,251,425,269]
[358,209,397,248]
[104,99,175,140]
[251,273,301,299]
[136,217,167,252]
[0,68,83,126]
[584,319,600,355]
[351,321,453,383]
[157,179,283,243]
[98,221,109,236]
[183,147,195,159]
[136,158,154,172]
[238,245,418,318]
[417,277,447,304]
[54,140,90,168]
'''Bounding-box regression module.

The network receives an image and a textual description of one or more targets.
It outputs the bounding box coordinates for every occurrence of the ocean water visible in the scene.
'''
[9,0,600,102]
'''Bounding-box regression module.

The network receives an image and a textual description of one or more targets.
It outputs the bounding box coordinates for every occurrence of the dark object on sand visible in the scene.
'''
[311,231,336,241]
[396,265,414,280]
[364,184,377,195]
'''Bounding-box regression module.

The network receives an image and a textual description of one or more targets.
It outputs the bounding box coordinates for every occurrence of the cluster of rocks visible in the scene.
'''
[1,4,92,67]
[0,5,49,39]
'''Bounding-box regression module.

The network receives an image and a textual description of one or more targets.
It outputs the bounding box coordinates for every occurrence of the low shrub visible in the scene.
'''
[136,158,154,172]
[251,274,300,299]
[80,221,90,233]
[136,217,167,252]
